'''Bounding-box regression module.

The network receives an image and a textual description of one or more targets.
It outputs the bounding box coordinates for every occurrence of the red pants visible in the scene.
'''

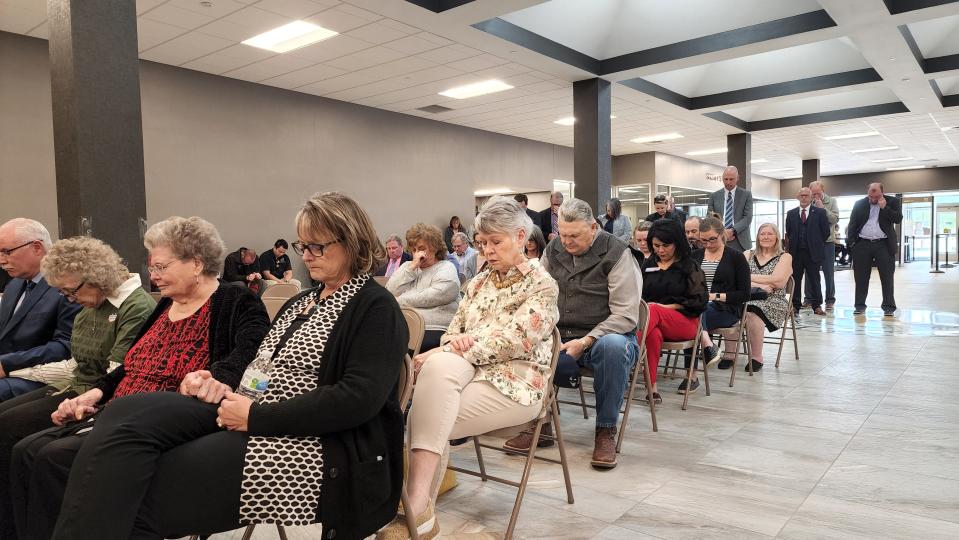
[643,304,699,385]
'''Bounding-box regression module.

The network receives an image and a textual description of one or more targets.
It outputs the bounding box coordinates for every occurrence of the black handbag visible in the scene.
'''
[749,287,769,301]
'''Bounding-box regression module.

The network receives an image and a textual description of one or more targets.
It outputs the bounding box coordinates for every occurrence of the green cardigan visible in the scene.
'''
[59,287,155,393]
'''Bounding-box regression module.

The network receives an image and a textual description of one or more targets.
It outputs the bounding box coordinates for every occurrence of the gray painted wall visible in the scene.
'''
[0,31,572,281]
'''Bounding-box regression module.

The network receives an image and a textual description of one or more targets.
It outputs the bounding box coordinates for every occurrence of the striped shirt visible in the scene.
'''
[701,260,720,293]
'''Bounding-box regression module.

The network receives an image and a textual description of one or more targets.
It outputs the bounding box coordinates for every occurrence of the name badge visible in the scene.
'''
[108,313,118,323]
[644,267,660,273]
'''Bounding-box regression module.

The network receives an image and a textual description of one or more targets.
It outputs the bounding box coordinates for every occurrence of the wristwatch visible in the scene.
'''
[714,293,721,300]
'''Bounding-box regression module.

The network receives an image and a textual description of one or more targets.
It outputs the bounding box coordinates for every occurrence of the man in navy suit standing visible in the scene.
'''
[785,188,830,316]
[0,218,80,400]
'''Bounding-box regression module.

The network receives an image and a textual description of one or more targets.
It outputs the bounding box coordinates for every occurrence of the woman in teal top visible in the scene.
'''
[0,236,155,540]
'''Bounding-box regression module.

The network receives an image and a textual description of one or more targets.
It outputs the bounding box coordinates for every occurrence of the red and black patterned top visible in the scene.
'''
[111,300,212,401]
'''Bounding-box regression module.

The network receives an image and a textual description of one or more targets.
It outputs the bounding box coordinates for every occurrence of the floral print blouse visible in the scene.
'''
[441,260,559,406]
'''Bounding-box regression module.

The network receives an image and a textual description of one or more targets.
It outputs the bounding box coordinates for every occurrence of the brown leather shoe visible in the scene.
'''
[590,427,618,469]
[503,423,554,453]
[813,307,826,315]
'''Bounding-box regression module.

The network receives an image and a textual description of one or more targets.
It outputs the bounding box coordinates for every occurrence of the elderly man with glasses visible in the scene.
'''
[0,218,81,401]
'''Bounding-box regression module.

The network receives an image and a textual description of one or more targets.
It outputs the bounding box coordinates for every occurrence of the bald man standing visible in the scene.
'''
[707,166,754,252]
[846,183,902,316]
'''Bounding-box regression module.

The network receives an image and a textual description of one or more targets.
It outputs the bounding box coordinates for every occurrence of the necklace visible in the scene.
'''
[490,267,529,289]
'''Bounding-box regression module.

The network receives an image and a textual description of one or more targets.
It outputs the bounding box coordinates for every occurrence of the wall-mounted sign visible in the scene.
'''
[706,173,723,183]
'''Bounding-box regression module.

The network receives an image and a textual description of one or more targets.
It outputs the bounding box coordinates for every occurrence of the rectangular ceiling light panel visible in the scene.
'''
[242,21,339,53]
[821,131,880,140]
[686,147,727,156]
[631,132,684,144]
[439,79,514,99]
[851,146,899,153]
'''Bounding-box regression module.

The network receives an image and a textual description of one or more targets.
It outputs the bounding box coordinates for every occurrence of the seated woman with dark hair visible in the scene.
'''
[525,225,547,260]
[639,219,708,403]
[682,217,751,394]
[0,236,156,540]
[9,216,271,540]
[40,194,408,540]
[388,223,460,351]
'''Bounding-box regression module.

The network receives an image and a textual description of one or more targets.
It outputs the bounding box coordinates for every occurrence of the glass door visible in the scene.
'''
[613,184,651,226]
[903,196,933,262]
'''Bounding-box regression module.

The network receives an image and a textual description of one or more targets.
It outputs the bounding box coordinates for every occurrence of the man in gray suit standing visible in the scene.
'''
[707,165,754,252]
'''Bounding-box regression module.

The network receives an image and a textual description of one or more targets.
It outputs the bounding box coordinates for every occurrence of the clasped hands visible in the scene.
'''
[180,370,252,431]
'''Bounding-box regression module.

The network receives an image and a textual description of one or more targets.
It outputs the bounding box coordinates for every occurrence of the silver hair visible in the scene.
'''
[451,232,470,245]
[385,234,403,247]
[3,218,53,250]
[474,196,533,238]
[558,198,594,223]
[143,216,226,277]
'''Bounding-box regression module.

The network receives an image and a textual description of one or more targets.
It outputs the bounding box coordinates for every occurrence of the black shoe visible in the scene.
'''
[853,308,866,315]
[883,310,895,317]
[745,360,763,372]
[717,359,734,370]
[450,437,470,446]
[677,378,700,394]
[702,345,721,368]
[642,392,663,405]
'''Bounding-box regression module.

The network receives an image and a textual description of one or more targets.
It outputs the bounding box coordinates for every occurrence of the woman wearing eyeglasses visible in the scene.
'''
[8,216,270,540]
[42,193,408,540]
[683,217,751,394]
[0,236,155,540]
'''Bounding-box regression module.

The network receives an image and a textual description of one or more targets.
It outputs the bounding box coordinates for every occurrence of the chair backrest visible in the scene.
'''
[261,282,299,299]
[373,275,389,286]
[149,291,162,302]
[401,307,425,356]
[538,327,564,418]
[262,297,287,322]
[637,300,651,344]
[783,275,796,303]
[398,354,414,414]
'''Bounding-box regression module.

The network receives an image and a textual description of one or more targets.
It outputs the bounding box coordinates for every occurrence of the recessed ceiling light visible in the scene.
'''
[901,77,911,83]
[242,21,339,53]
[872,157,913,163]
[554,116,576,126]
[686,147,727,156]
[821,131,880,141]
[759,168,796,173]
[610,115,617,119]
[631,132,684,144]
[439,79,514,99]
[851,146,900,153]
[886,165,925,170]
[751,159,768,164]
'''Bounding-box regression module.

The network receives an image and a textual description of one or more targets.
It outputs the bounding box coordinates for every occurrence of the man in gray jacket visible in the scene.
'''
[504,198,640,469]
[805,181,840,310]
[707,166,754,252]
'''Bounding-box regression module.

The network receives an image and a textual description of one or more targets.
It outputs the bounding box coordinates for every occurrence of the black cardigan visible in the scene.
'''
[692,247,751,314]
[247,279,408,540]
[93,283,271,402]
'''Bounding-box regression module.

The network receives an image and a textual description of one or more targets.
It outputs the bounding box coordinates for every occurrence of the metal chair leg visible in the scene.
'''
[276,524,289,540]
[472,437,488,481]
[239,525,256,540]
[577,383,589,419]
[550,399,575,504]
[504,419,545,539]
[400,489,420,540]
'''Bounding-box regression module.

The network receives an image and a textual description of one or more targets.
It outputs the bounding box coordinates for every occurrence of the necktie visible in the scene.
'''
[551,211,558,235]
[801,208,807,224]
[724,191,734,229]
[13,280,36,315]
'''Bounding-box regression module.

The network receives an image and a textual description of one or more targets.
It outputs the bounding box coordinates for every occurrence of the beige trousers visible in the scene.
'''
[409,352,540,455]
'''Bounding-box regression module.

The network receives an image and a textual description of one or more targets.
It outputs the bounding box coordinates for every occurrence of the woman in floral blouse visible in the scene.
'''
[377,197,558,540]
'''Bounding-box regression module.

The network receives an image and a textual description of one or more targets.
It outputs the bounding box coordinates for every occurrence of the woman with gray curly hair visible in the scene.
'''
[8,217,271,540]
[0,236,156,540]
[378,196,559,539]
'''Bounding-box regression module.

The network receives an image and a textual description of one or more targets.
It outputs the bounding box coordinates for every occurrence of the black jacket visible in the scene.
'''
[692,248,751,315]
[94,283,270,401]
[538,207,556,237]
[846,195,903,256]
[248,279,408,540]
[223,250,259,283]
[785,205,830,262]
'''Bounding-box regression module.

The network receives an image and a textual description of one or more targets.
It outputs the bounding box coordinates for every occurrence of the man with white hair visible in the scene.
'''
[450,232,478,280]
[505,198,640,469]
[707,166,754,252]
[0,218,81,400]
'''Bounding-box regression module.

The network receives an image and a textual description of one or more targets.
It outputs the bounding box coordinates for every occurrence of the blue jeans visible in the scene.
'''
[554,333,638,428]
[0,378,45,402]
[805,243,836,304]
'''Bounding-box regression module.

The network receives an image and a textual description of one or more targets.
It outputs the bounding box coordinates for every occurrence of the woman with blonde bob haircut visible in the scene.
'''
[722,222,792,370]
[0,237,156,540]
[377,197,558,540]
[46,194,408,540]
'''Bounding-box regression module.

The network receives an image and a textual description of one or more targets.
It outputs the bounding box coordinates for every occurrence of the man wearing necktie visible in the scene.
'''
[0,219,80,400]
[373,234,412,277]
[785,188,830,315]
[707,166,754,252]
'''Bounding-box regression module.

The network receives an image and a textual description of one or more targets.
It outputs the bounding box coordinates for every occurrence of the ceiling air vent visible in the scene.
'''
[417,104,454,114]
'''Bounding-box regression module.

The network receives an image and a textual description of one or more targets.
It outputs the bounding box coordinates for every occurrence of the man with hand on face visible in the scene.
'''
[846,183,902,316]
[707,166,754,252]
[685,216,703,250]
[803,181,839,310]
[538,191,565,242]
[504,198,640,470]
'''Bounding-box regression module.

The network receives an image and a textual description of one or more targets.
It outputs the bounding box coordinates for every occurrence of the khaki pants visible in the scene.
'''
[409,352,539,455]
[262,278,302,289]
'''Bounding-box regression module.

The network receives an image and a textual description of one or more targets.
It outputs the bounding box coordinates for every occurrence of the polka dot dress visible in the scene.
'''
[238,275,369,526]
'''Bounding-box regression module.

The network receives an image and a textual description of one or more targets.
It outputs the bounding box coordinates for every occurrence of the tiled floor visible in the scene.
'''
[199,262,959,539]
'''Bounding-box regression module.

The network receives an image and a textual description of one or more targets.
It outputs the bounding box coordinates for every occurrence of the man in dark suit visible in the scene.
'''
[846,183,903,316]
[513,193,540,225]
[374,234,412,277]
[538,191,564,242]
[707,166,754,252]
[785,187,830,315]
[0,218,80,400]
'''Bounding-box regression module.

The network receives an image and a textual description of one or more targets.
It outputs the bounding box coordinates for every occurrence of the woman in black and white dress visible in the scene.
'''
[49,193,408,540]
